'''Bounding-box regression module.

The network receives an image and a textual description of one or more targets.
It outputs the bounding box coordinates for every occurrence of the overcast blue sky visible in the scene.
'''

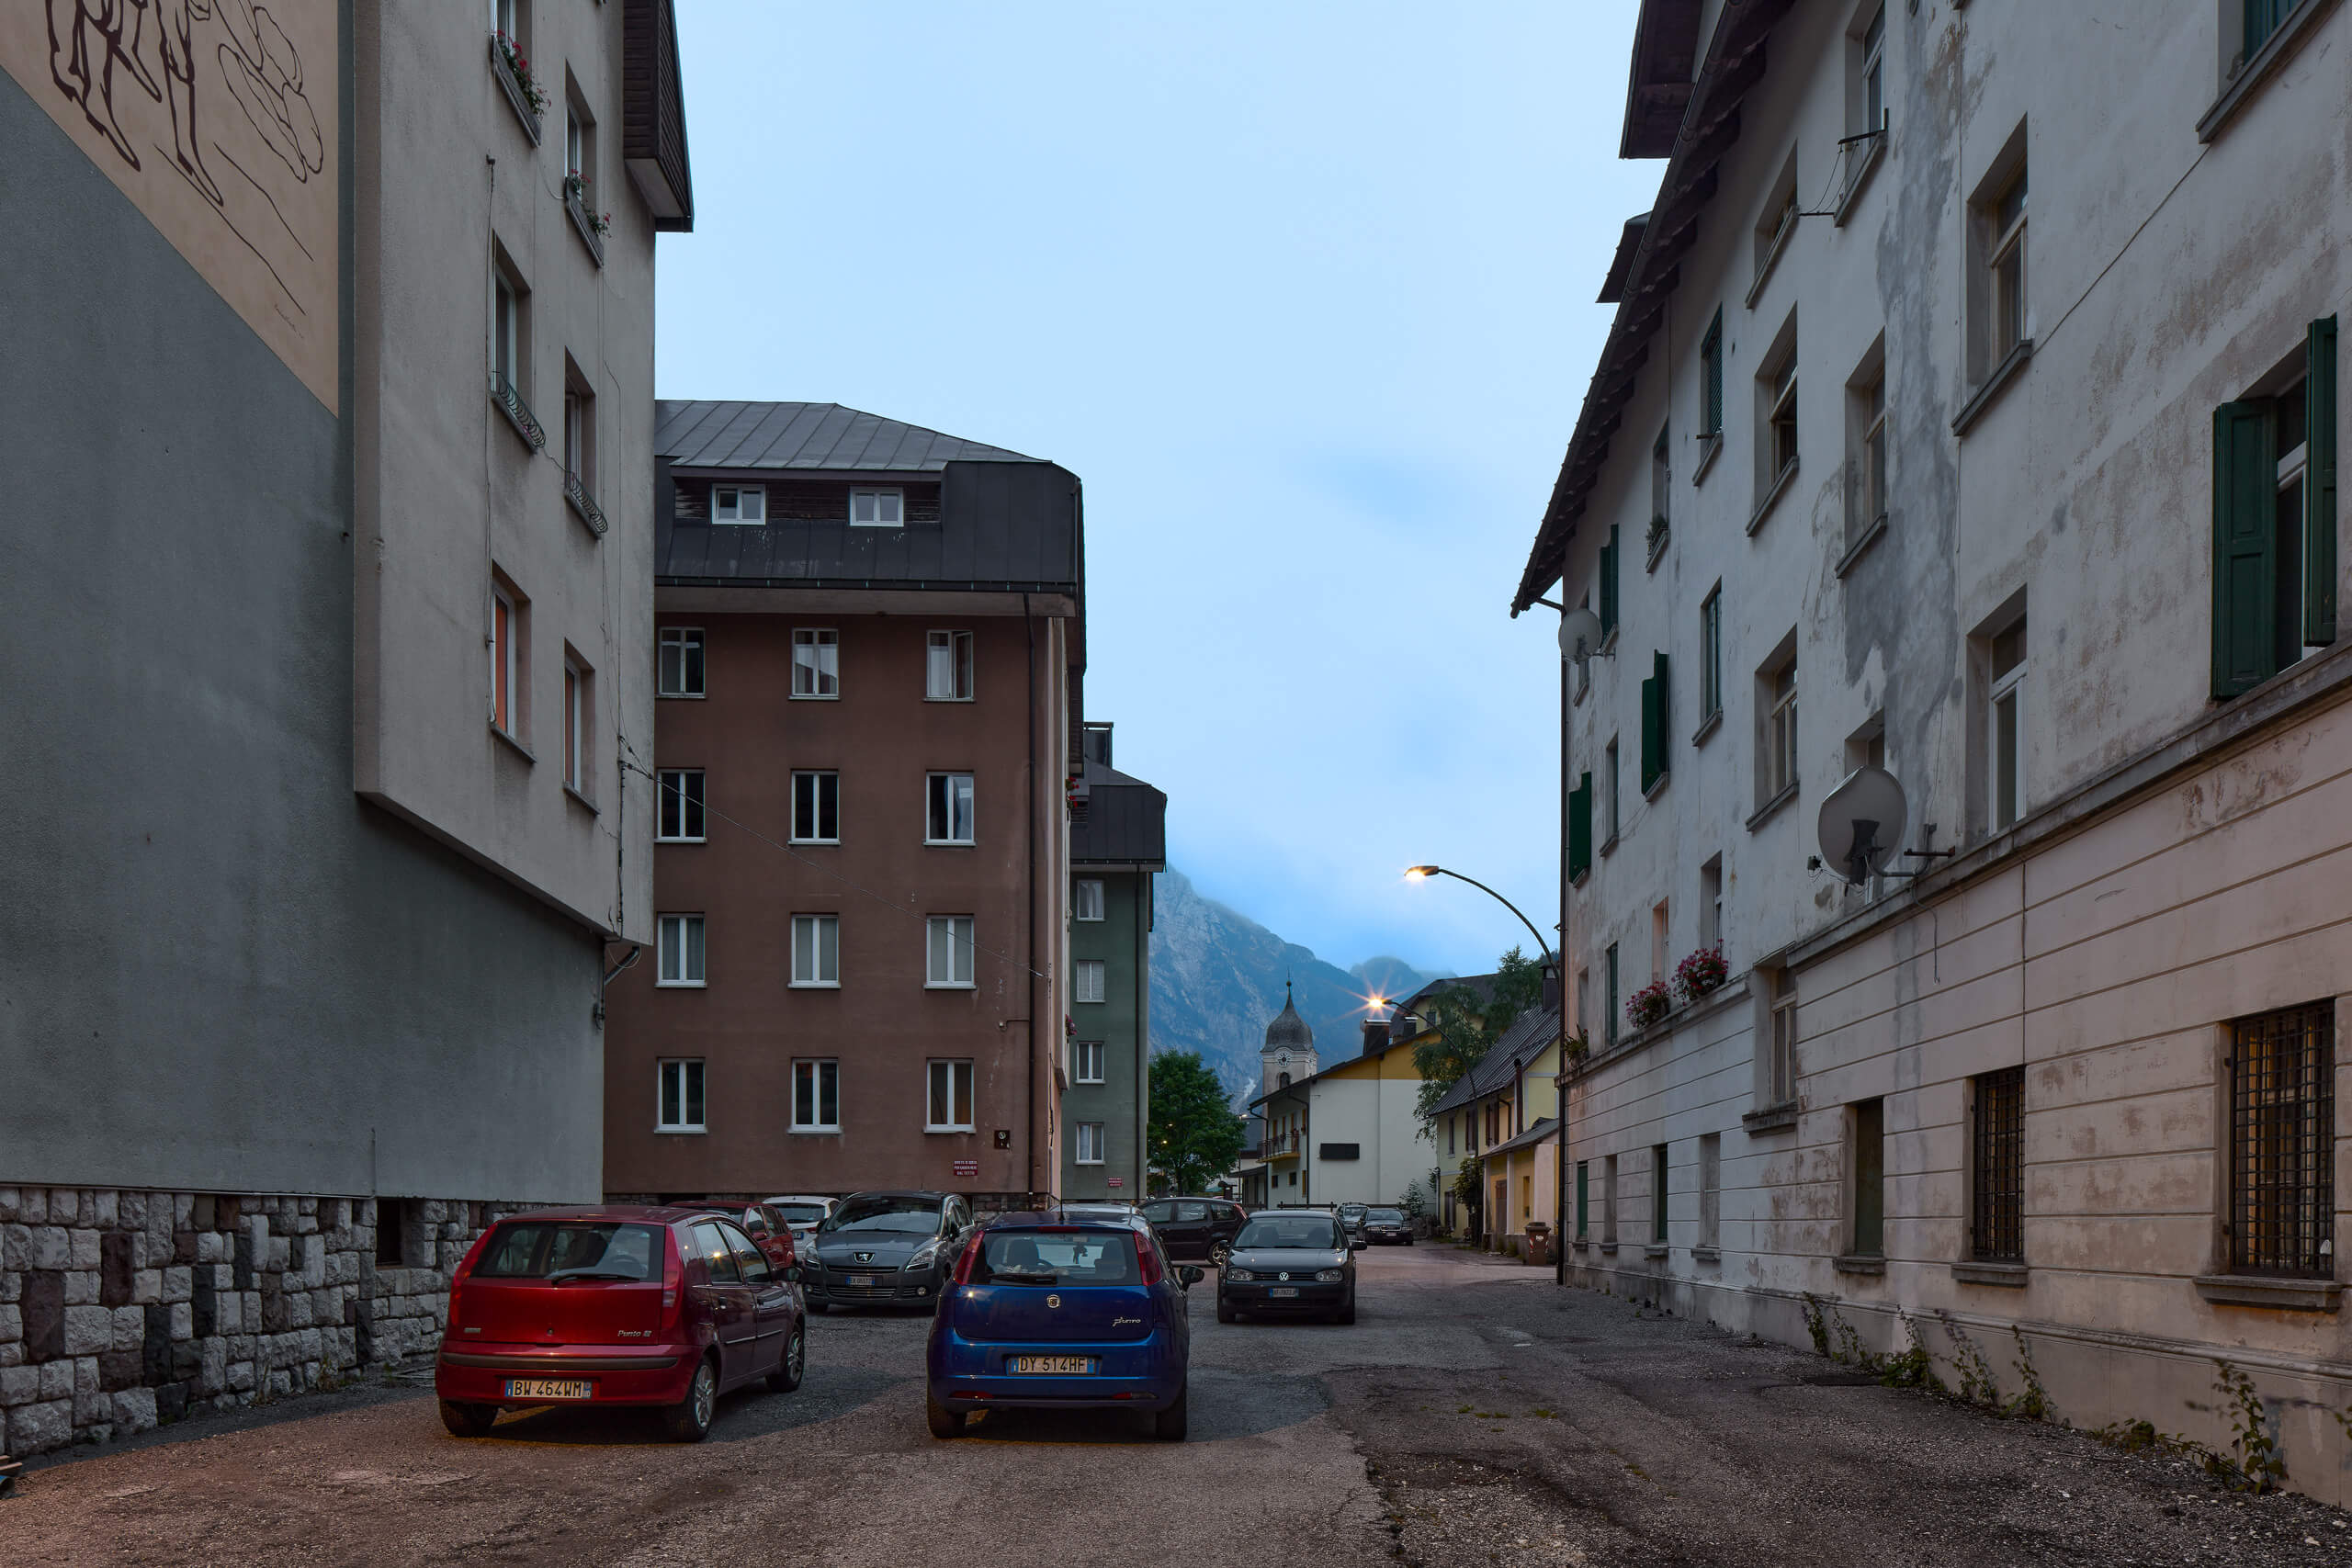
[655,3,1656,977]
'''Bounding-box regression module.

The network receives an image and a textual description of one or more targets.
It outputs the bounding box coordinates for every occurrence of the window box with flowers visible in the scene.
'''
[491,30,547,142]
[1672,944,1728,1007]
[563,171,612,265]
[1625,981,1672,1032]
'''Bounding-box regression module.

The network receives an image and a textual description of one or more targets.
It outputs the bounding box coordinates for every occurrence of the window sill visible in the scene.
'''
[1951,1260,2029,1288]
[788,1127,842,1136]
[1645,525,1669,572]
[565,190,608,267]
[787,694,841,702]
[1598,832,1621,859]
[1747,457,1798,536]
[563,783,599,815]
[2197,0,2344,143]
[1832,132,1887,227]
[656,837,707,846]
[658,692,707,701]
[653,1126,706,1135]
[1691,707,1723,748]
[786,982,841,991]
[1836,512,1889,578]
[490,720,535,763]
[1742,1100,1799,1134]
[1691,433,1723,486]
[923,695,978,704]
[1951,339,2033,437]
[1833,1254,1886,1277]
[1692,1246,1722,1263]
[1598,1242,1620,1257]
[491,375,547,451]
[787,840,839,848]
[1568,867,1589,889]
[923,840,977,850]
[654,981,707,990]
[1644,1243,1669,1259]
[565,472,610,538]
[924,983,978,991]
[1642,771,1669,802]
[924,1127,978,1135]
[1745,224,1792,310]
[1745,781,1799,832]
[489,39,544,144]
[1597,626,1620,659]
[2193,1274,2343,1312]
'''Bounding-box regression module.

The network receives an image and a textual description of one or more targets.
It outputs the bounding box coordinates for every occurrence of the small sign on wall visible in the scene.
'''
[953,1159,978,1178]
[1107,1177,1123,1189]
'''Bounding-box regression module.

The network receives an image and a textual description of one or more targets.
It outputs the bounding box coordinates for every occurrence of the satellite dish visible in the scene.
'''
[1816,766,1908,886]
[1557,606,1606,662]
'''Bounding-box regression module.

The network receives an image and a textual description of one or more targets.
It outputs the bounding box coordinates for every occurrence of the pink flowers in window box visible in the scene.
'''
[1625,981,1671,1032]
[1673,943,1728,1006]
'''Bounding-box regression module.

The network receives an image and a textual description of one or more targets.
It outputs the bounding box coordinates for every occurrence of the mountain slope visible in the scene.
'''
[1148,869,1447,1097]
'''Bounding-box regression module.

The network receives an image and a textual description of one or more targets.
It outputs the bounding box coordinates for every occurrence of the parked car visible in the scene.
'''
[1337,1202,1370,1245]
[434,1206,805,1443]
[763,1194,837,1259]
[1138,1196,1249,1263]
[1360,1207,1414,1246]
[925,1209,1203,1440]
[675,1201,797,1271]
[805,1190,973,1312]
[1217,1211,1356,1325]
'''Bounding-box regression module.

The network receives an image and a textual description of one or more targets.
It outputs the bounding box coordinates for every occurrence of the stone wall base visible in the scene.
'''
[0,1186,548,1457]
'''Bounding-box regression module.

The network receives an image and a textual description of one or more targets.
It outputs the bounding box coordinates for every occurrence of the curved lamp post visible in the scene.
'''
[1404,865,1552,962]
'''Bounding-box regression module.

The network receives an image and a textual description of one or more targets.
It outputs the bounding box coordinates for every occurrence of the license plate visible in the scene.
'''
[849,1275,876,1287]
[1270,1287,1300,1298]
[504,1378,593,1400]
[1012,1355,1096,1375]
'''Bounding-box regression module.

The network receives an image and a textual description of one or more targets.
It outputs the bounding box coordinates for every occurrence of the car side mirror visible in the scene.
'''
[1179,1266,1204,1290]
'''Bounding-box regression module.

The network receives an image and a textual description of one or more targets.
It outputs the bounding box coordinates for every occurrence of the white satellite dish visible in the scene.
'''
[1557,606,1607,662]
[1816,766,1909,886]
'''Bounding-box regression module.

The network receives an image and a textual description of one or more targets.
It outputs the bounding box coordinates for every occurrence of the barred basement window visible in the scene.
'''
[1970,1066,2024,1261]
[2229,1001,2335,1278]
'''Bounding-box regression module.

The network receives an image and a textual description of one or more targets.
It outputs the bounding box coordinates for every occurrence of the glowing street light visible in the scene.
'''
[1400,863,1551,960]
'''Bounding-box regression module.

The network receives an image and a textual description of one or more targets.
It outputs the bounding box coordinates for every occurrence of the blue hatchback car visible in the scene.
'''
[926,1211,1202,1440]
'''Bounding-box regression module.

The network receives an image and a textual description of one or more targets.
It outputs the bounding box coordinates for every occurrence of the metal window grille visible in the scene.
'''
[1970,1066,2024,1261]
[2230,1001,2335,1278]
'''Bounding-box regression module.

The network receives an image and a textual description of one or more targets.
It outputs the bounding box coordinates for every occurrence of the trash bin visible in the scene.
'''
[1523,1221,1553,1268]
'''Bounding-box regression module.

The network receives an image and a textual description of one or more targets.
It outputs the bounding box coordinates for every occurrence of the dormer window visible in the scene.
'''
[712,484,764,525]
[850,488,904,527]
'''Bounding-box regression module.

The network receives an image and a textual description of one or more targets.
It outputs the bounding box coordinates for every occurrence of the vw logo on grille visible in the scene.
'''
[1279,1272,1291,1281]
[1047,1294,1061,1309]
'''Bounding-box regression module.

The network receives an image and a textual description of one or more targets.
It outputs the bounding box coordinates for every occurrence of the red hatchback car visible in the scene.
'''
[435,1206,805,1442]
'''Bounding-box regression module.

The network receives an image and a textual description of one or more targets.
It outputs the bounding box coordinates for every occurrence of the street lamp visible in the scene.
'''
[1403,864,1552,964]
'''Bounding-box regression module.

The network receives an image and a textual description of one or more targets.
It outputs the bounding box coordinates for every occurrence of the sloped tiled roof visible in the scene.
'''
[655,400,1037,472]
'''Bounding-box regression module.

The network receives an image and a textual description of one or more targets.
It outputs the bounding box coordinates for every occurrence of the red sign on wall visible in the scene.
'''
[1106,1177,1123,1188]
[953,1159,979,1178]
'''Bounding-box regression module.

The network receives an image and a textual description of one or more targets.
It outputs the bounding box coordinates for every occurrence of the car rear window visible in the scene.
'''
[773,1203,828,1225]
[1367,1209,1406,1224]
[1236,1217,1340,1250]
[978,1231,1141,1286]
[475,1223,661,1280]
[827,1196,943,1234]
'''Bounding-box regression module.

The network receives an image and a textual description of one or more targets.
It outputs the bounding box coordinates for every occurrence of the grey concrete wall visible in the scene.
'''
[0,70,602,1203]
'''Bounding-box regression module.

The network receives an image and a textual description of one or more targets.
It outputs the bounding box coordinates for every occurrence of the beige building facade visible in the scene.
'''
[1518,0,2352,1498]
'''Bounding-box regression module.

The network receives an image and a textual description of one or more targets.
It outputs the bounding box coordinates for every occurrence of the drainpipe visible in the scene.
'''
[1023,594,1039,1203]
[1557,603,1570,1287]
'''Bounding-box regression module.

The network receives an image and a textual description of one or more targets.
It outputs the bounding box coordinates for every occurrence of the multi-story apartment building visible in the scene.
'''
[1064,723,1168,1201]
[0,1,689,1454]
[603,401,1083,1210]
[1517,0,2352,1497]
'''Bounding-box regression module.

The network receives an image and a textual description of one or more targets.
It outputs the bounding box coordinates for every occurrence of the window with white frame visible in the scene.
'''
[657,769,705,841]
[1700,583,1724,723]
[712,484,765,525]
[791,628,839,698]
[657,915,706,987]
[1988,163,2028,364]
[1847,336,1888,551]
[926,773,976,844]
[658,627,704,697]
[492,260,525,398]
[1768,966,1798,1104]
[1701,855,1724,950]
[1758,639,1798,805]
[850,488,905,527]
[561,656,589,794]
[1604,736,1620,842]
[1075,1122,1105,1165]
[1763,338,1799,486]
[1075,1041,1105,1083]
[926,916,976,987]
[791,1059,839,1132]
[926,1059,975,1131]
[1985,612,2027,831]
[1074,879,1105,921]
[791,914,840,987]
[563,372,595,496]
[1860,6,1884,133]
[490,578,524,738]
[657,1058,705,1133]
[1076,959,1106,1004]
[925,629,975,701]
[790,771,839,844]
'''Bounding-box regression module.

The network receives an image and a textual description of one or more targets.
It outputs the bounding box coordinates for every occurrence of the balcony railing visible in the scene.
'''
[490,371,546,451]
[490,32,544,143]
[565,469,609,537]
[1835,126,1887,224]
[1264,1132,1303,1160]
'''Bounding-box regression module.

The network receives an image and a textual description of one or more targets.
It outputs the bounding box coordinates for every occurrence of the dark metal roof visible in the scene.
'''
[1069,756,1167,868]
[1484,1116,1559,1159]
[1263,985,1313,1050]
[656,401,1037,472]
[1597,214,1651,304]
[1426,1005,1562,1118]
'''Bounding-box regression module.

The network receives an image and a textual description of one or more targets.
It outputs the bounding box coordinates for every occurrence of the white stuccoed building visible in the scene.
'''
[1515,0,2352,1498]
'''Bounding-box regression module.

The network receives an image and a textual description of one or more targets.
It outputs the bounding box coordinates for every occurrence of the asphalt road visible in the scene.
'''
[7,1246,2350,1565]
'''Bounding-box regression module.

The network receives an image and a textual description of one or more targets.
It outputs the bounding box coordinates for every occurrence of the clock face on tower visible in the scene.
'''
[1277,1053,1289,1066]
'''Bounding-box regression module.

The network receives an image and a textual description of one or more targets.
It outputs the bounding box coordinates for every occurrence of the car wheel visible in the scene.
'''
[767,1319,806,1393]
[437,1400,498,1438]
[926,1390,967,1439]
[664,1356,718,1443]
[1216,1292,1236,1325]
[1336,1291,1357,1325]
[1152,1381,1189,1441]
[1210,1243,1231,1268]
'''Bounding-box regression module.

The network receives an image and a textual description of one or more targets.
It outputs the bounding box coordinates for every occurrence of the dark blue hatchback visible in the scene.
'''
[926,1212,1201,1440]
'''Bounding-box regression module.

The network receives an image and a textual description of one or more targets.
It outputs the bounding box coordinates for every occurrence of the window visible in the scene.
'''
[1075,959,1106,1004]
[1699,1134,1722,1250]
[492,260,526,400]
[1604,943,1620,1045]
[1758,640,1798,806]
[2243,0,2312,60]
[1649,423,1670,533]
[1860,5,1884,133]
[563,371,595,498]
[791,1060,840,1132]
[1597,524,1621,637]
[2212,319,2337,698]
[1651,1143,1670,1244]
[490,578,524,738]
[1767,966,1797,1105]
[851,488,905,527]
[1753,147,1798,287]
[1970,1066,2024,1262]
[1987,614,2027,831]
[1448,1116,1457,1156]
[375,1199,413,1268]
[1075,878,1105,921]
[1700,856,1723,951]
[1650,900,1669,984]
[1988,164,2027,364]
[791,914,840,987]
[657,769,705,841]
[1604,737,1621,841]
[926,916,976,987]
[712,485,765,525]
[1602,1154,1620,1244]
[1699,585,1724,723]
[1847,339,1888,551]
[2229,1001,2335,1277]
[1639,651,1671,794]
[658,627,704,698]
[1700,308,1724,440]
[1075,1122,1105,1165]
[926,1060,975,1131]
[791,628,839,698]
[1575,1161,1589,1239]
[657,1058,705,1132]
[1849,1098,1885,1257]
[1760,333,1799,491]
[1075,1041,1105,1084]
[790,771,840,844]
[561,655,589,793]
[657,915,706,987]
[1575,967,1590,1040]
[926,773,976,844]
[1567,771,1593,881]
[565,96,591,191]
[926,630,975,701]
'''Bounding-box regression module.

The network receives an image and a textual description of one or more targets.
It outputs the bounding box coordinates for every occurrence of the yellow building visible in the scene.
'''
[1427,1007,1563,1249]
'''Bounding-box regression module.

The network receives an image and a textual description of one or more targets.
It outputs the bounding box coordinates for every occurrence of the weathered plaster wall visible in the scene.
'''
[1064,868,1149,1200]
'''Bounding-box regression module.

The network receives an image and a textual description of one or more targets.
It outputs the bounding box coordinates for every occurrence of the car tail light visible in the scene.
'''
[444,1230,492,1331]
[952,1229,987,1286]
[660,1228,684,1325]
[1134,1229,1164,1287]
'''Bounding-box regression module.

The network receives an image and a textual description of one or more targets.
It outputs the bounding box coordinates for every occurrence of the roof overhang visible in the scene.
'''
[1621,0,1702,157]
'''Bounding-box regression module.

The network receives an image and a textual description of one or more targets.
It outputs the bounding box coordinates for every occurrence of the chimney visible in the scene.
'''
[1362,1019,1388,1056]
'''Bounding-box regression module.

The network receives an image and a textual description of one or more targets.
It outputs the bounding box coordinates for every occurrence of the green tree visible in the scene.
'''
[1147,1051,1246,1196]
[1412,946,1548,1131]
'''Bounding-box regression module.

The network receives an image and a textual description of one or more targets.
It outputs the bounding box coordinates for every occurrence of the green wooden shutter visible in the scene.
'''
[2213,400,2278,699]
[1567,772,1592,881]
[1639,662,1662,793]
[1599,525,1620,636]
[1654,650,1670,762]
[1576,1162,1589,1237]
[2307,316,2337,647]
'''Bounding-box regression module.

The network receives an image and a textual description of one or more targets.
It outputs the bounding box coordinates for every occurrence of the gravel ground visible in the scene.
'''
[4,1245,2346,1565]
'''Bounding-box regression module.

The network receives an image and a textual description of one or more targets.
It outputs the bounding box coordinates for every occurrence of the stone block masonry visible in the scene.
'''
[0,1187,549,1455]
